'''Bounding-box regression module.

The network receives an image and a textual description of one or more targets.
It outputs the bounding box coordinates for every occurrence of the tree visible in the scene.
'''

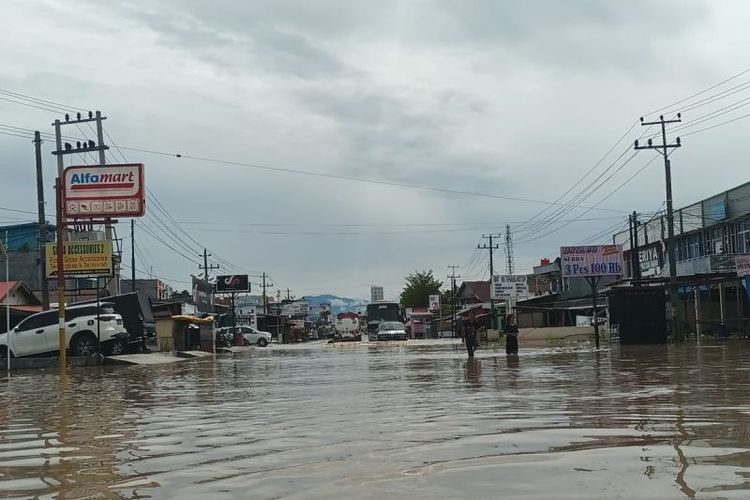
[399,270,443,309]
[172,289,191,300]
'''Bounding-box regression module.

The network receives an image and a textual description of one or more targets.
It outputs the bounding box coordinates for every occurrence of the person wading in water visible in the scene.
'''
[504,314,519,356]
[465,319,479,357]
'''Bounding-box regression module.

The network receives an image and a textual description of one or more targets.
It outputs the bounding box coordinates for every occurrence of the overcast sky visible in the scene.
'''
[2,0,750,299]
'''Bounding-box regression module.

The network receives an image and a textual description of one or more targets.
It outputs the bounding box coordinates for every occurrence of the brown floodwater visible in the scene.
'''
[2,341,750,499]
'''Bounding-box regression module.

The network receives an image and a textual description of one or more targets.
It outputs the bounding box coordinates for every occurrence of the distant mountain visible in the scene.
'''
[304,294,369,315]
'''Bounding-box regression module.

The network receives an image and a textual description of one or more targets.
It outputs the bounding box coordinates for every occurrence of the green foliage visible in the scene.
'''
[399,270,443,309]
[172,289,191,299]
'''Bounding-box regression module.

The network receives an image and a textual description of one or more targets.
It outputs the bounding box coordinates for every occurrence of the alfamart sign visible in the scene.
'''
[63,163,145,218]
[560,245,624,278]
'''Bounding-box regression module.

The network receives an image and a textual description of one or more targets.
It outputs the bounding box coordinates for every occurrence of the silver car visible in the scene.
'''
[376,321,407,341]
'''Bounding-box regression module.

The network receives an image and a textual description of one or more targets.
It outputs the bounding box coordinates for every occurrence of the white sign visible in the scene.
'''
[370,286,384,302]
[736,254,750,277]
[491,275,530,299]
[560,245,624,278]
[63,163,145,218]
[428,294,440,313]
[281,300,310,316]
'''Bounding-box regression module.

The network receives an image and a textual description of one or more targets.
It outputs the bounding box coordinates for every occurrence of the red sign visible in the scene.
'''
[63,163,145,218]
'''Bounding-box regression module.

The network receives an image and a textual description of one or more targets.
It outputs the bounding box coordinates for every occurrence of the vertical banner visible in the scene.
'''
[428,294,440,313]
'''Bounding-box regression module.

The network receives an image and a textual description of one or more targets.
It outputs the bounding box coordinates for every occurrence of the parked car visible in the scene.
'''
[217,326,272,347]
[376,321,408,341]
[0,303,129,359]
[77,293,151,352]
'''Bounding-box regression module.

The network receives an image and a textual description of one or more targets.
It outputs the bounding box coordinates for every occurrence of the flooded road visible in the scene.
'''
[2,341,750,499]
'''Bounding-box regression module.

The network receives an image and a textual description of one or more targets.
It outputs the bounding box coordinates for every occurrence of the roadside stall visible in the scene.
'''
[155,314,216,353]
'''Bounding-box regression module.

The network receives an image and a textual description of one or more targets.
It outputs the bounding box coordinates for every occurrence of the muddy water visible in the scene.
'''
[2,342,750,499]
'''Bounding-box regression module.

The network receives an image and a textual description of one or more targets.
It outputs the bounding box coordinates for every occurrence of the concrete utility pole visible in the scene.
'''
[130,220,136,286]
[33,131,49,310]
[198,249,219,280]
[635,114,682,338]
[447,265,460,339]
[479,234,501,329]
[94,111,120,296]
[3,231,10,373]
[504,224,515,275]
[52,112,110,365]
[261,272,274,314]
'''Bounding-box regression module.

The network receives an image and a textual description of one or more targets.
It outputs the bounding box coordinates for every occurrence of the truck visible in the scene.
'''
[334,312,360,338]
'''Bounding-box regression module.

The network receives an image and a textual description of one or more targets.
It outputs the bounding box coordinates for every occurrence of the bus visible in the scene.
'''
[366,302,401,334]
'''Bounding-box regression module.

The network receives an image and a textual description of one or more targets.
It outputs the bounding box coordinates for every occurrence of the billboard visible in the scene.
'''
[428,294,440,313]
[736,254,750,277]
[46,241,113,277]
[370,286,384,302]
[216,274,249,292]
[281,300,310,316]
[63,163,145,218]
[560,245,624,278]
[192,276,214,313]
[491,275,530,300]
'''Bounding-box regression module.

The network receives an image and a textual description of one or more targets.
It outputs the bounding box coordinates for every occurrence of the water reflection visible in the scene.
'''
[1,342,750,498]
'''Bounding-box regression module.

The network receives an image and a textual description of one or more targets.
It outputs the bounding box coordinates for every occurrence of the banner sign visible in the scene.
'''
[491,275,530,299]
[428,294,440,313]
[216,274,249,292]
[63,163,145,218]
[192,276,214,313]
[560,245,624,278]
[370,286,384,302]
[281,300,310,316]
[736,254,750,277]
[46,241,113,277]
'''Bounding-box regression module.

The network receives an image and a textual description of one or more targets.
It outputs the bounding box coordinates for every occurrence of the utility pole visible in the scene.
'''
[198,249,219,280]
[34,131,49,310]
[260,272,274,314]
[632,211,640,281]
[479,234,501,329]
[448,265,460,339]
[628,213,635,279]
[635,114,682,338]
[130,220,136,287]
[53,112,111,365]
[93,111,120,296]
[504,224,515,275]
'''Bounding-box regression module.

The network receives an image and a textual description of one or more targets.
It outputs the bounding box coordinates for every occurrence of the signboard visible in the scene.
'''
[428,294,440,313]
[216,274,249,292]
[638,245,662,277]
[491,275,530,300]
[560,245,624,278]
[63,163,145,218]
[236,306,258,329]
[45,241,112,277]
[736,254,750,277]
[281,300,310,316]
[192,276,214,313]
[370,286,384,302]
[236,295,263,307]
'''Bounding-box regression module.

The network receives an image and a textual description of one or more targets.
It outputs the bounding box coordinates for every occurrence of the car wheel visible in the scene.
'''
[257,338,268,347]
[72,333,98,357]
[108,340,126,356]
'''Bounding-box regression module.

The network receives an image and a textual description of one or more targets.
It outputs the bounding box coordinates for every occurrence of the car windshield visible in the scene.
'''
[379,322,403,331]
